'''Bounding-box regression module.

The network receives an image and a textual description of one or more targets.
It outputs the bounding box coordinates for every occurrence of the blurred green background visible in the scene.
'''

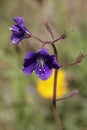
[0,0,87,130]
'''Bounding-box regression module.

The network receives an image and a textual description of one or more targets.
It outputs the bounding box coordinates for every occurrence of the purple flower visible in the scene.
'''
[22,48,60,80]
[10,17,31,44]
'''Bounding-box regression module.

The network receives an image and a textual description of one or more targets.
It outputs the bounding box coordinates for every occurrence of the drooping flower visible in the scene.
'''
[10,17,31,44]
[22,48,60,80]
[37,69,68,99]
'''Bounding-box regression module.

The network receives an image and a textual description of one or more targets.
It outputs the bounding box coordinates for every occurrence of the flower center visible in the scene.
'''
[36,57,45,69]
[35,57,47,79]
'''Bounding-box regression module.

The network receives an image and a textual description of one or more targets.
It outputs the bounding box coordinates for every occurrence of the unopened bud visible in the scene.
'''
[69,89,80,97]
[75,53,86,64]
[45,22,51,33]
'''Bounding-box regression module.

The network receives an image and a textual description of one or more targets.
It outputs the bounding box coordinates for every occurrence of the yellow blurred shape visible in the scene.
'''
[37,69,68,99]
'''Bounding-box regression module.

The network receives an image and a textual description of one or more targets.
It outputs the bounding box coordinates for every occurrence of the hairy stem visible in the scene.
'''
[53,69,63,130]
[31,34,44,43]
[30,32,68,45]
[52,44,63,130]
[56,89,79,102]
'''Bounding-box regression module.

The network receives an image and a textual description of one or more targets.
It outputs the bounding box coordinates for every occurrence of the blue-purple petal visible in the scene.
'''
[38,48,49,54]
[37,48,49,56]
[13,17,30,34]
[24,52,36,60]
[11,25,20,33]
[22,63,35,75]
[14,17,24,28]
[51,56,60,69]
[14,17,24,24]
[35,64,52,80]
[11,33,25,44]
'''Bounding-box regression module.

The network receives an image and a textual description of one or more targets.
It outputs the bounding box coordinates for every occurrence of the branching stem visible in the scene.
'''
[31,31,68,46]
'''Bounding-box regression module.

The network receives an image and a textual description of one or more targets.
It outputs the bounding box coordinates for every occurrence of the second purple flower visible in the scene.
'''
[10,17,31,44]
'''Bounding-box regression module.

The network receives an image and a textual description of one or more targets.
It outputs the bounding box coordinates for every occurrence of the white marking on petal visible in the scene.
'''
[9,27,12,30]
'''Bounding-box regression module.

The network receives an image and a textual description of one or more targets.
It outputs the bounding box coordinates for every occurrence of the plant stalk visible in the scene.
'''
[52,44,63,130]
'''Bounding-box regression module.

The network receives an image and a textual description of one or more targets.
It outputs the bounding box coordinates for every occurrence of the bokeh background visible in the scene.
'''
[0,0,87,130]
